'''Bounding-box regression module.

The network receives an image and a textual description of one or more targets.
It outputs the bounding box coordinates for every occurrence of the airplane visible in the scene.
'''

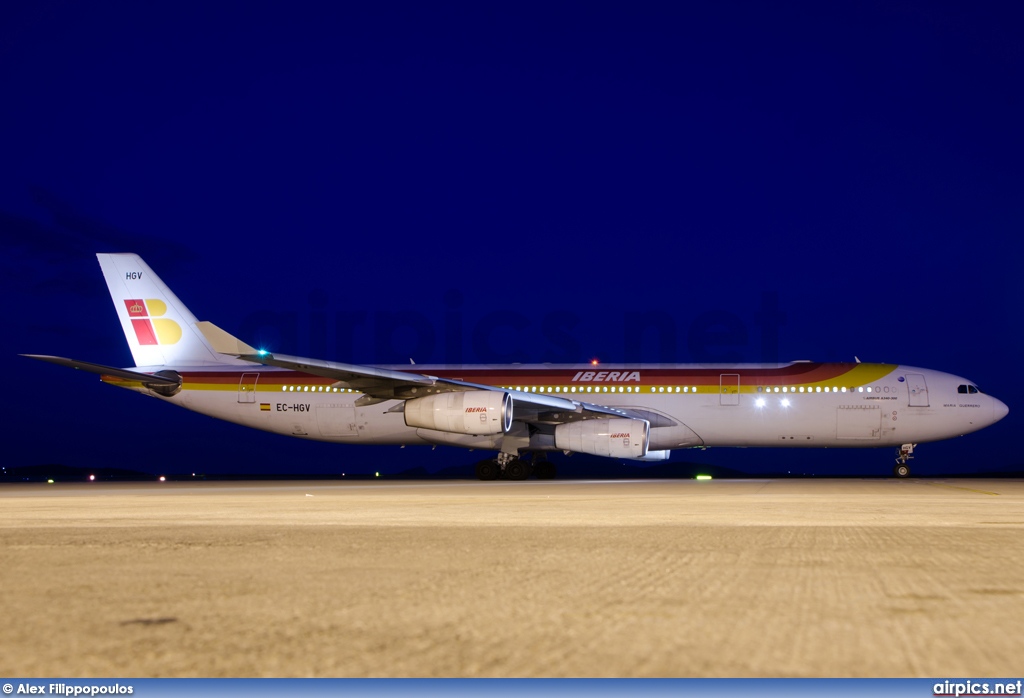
[23,254,1009,480]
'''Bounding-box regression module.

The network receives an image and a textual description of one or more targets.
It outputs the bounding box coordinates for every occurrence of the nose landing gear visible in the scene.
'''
[894,443,915,477]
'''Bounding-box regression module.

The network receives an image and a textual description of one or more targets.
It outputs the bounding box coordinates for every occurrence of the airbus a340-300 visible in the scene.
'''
[24,254,1008,479]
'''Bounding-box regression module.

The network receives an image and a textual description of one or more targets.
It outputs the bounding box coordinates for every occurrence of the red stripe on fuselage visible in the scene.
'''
[175,363,869,388]
[416,363,860,386]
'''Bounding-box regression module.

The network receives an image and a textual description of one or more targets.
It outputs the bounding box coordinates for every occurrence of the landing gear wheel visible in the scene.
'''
[476,459,500,481]
[505,459,530,481]
[533,460,557,480]
[894,464,911,478]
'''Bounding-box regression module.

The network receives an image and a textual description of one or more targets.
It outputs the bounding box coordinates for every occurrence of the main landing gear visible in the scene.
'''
[475,452,557,481]
[893,443,915,478]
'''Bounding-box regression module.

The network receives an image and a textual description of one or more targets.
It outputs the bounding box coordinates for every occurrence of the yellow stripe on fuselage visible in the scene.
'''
[104,363,900,395]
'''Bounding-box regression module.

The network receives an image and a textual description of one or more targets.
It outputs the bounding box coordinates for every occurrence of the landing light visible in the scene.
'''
[696,475,713,481]
[755,398,766,408]
[781,398,790,407]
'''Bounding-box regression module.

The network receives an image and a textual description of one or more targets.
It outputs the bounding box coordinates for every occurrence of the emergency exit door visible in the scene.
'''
[720,374,740,406]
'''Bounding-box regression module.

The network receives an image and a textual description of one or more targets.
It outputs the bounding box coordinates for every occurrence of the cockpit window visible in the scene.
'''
[958,384,981,394]
[969,385,980,394]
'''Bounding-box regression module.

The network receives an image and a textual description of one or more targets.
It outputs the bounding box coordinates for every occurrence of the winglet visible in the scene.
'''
[195,321,258,355]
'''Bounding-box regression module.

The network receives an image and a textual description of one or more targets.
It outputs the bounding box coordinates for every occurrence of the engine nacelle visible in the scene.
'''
[554,418,649,458]
[404,391,512,435]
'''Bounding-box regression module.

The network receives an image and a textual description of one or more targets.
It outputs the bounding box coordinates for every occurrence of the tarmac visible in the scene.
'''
[1,478,1022,677]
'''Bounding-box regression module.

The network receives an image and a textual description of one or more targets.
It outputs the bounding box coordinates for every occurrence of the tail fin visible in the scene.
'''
[97,253,243,367]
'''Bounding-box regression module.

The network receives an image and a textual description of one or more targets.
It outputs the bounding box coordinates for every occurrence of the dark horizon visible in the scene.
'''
[5,458,1024,484]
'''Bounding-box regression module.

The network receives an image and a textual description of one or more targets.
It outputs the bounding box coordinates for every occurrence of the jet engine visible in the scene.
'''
[554,418,649,458]
[404,391,513,435]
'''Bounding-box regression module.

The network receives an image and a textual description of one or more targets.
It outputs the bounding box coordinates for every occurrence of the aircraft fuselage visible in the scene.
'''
[104,361,1007,453]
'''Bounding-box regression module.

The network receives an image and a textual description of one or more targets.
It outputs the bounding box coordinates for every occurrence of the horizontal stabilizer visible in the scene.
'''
[20,354,181,385]
[195,321,258,355]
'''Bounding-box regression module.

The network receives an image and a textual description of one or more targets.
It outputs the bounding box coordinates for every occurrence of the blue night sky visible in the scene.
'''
[2,2,1021,477]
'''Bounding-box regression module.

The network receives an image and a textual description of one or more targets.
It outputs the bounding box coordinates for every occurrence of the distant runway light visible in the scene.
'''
[159,476,166,482]
[696,475,712,480]
[47,479,54,484]
[89,474,95,481]
[375,471,380,477]
[591,358,599,365]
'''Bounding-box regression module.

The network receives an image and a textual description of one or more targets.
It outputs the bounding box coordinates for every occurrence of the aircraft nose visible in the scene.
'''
[992,397,1009,423]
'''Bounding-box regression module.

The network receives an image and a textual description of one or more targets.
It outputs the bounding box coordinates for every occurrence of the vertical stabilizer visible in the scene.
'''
[96,253,238,367]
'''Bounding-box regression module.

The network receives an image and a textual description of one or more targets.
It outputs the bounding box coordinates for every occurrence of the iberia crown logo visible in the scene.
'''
[124,298,182,345]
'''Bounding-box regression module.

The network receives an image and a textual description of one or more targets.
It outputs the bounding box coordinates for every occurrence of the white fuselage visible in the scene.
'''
[104,361,1008,454]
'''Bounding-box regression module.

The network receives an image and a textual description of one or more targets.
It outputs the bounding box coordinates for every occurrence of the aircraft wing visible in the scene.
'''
[238,350,634,423]
[198,321,640,425]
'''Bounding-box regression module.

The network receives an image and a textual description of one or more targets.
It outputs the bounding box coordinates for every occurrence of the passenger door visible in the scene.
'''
[906,373,929,407]
[238,373,259,403]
